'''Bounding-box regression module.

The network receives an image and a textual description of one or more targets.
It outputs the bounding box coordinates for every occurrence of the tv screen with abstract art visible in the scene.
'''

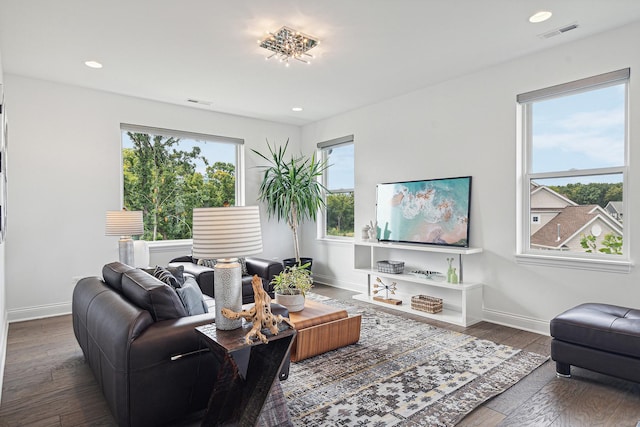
[375,176,472,247]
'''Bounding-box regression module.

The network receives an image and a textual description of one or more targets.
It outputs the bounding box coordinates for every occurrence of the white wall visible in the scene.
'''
[0,49,6,400]
[3,75,299,321]
[301,22,640,334]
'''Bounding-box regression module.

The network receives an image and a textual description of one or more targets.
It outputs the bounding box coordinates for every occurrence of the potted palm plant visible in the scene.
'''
[253,139,329,269]
[271,262,313,312]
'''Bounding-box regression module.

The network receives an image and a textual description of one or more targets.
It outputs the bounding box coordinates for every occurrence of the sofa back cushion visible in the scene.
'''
[102,261,134,293]
[121,269,188,321]
[176,277,209,315]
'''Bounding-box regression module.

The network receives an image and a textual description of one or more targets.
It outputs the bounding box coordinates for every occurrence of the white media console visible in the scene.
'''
[353,240,483,327]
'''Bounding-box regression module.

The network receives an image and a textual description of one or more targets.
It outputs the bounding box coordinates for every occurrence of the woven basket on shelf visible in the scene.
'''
[376,260,404,274]
[411,295,443,314]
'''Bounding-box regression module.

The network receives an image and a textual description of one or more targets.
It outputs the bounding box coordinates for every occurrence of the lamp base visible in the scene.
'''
[214,259,243,330]
[118,237,134,266]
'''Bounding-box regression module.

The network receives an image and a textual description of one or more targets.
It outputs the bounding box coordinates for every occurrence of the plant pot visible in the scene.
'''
[275,291,306,312]
[283,257,313,271]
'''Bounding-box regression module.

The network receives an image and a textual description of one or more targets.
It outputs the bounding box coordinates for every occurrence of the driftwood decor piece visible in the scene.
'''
[222,275,294,344]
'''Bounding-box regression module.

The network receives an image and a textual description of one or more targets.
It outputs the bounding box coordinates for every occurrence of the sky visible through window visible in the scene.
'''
[327,144,354,190]
[532,84,625,186]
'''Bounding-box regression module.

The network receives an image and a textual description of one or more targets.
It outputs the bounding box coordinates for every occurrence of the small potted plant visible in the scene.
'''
[271,262,313,312]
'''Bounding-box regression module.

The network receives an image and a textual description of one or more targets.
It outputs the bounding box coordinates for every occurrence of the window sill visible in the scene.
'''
[317,237,354,245]
[515,253,632,273]
[146,239,193,252]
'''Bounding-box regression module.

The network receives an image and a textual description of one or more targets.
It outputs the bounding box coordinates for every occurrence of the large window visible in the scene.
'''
[121,124,242,241]
[318,135,354,238]
[517,69,629,268]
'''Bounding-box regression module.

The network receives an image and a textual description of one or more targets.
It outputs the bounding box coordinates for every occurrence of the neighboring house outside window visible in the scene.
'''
[121,124,243,241]
[517,69,629,270]
[318,135,355,238]
[605,201,624,221]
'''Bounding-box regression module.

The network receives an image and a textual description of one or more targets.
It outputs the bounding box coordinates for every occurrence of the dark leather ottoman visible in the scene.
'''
[550,303,640,382]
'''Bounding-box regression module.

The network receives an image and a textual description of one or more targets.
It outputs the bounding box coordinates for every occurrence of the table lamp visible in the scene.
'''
[192,206,263,330]
[105,210,144,266]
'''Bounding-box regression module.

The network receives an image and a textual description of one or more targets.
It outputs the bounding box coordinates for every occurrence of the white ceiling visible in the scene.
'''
[1,1,640,126]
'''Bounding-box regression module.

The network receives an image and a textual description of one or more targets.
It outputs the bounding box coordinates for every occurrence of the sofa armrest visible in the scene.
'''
[246,257,284,287]
[128,313,219,426]
[170,255,195,263]
[129,313,218,370]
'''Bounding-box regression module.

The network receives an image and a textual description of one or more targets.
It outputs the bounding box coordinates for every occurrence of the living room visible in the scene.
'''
[1,1,640,425]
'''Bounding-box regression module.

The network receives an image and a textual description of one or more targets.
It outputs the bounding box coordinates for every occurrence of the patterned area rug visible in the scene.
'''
[281,295,548,427]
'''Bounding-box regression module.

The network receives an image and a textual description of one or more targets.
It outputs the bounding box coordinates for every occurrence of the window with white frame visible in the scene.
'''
[121,124,243,241]
[318,135,354,238]
[517,69,629,267]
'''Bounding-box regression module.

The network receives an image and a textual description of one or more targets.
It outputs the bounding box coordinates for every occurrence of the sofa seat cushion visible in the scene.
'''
[550,303,640,359]
[122,269,188,321]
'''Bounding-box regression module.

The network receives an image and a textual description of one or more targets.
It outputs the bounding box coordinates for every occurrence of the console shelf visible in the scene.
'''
[353,241,483,327]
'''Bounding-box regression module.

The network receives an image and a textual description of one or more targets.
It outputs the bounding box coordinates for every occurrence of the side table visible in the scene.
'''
[195,322,296,427]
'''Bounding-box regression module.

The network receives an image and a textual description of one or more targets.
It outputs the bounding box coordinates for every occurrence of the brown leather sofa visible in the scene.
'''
[550,302,640,383]
[168,255,284,303]
[72,261,290,427]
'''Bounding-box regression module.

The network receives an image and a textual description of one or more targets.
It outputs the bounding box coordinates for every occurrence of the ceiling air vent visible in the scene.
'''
[539,23,579,39]
[186,99,212,106]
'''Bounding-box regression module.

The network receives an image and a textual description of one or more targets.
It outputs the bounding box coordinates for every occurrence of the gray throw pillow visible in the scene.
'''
[153,265,182,288]
[238,257,249,276]
[176,277,208,315]
[197,258,217,268]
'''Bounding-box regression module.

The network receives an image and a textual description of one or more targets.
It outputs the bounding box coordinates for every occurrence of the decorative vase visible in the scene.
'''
[362,225,371,240]
[446,257,454,283]
[275,291,305,312]
[450,268,459,284]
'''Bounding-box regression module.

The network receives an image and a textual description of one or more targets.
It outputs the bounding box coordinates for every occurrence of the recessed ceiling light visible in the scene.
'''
[292,107,303,112]
[529,11,552,23]
[84,60,103,69]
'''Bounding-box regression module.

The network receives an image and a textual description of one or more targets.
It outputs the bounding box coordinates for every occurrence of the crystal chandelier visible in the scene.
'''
[259,26,319,66]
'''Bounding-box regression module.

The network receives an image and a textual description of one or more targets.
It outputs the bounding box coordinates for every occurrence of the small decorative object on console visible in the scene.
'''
[377,260,404,274]
[368,220,378,240]
[409,270,446,281]
[373,277,402,305]
[446,257,455,283]
[221,275,294,344]
[411,295,443,314]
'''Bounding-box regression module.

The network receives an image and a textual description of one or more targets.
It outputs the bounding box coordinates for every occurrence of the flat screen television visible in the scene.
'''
[375,176,472,247]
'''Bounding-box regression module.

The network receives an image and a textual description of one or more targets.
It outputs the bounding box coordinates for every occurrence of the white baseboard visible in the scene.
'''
[312,273,365,294]
[7,302,72,323]
[482,308,550,336]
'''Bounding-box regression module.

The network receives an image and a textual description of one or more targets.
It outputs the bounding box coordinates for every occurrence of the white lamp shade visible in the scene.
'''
[105,210,144,236]
[192,206,263,259]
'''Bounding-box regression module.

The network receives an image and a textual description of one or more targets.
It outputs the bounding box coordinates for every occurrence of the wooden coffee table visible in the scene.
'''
[287,299,362,362]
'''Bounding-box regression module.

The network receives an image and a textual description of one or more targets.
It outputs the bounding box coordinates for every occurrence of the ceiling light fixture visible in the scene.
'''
[84,60,103,69]
[259,26,319,66]
[292,107,303,112]
[529,11,552,23]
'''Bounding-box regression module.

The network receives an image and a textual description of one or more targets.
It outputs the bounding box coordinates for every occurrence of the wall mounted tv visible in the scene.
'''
[375,176,472,247]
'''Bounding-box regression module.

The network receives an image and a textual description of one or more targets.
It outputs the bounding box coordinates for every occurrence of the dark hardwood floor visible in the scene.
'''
[2,283,640,426]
